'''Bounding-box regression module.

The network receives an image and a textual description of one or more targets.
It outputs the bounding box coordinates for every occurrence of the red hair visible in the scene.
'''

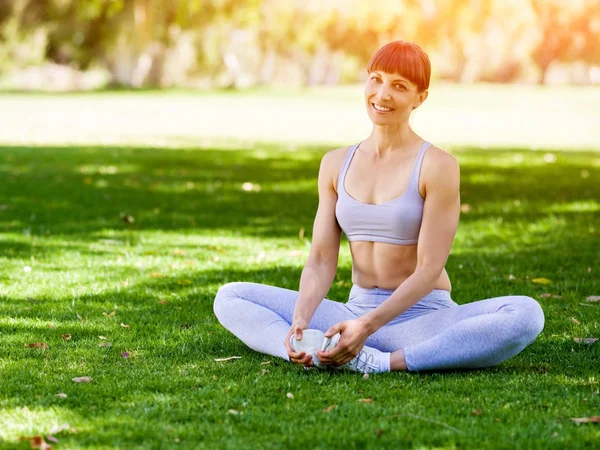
[367,41,431,92]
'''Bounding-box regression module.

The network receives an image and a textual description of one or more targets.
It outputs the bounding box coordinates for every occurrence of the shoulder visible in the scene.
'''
[422,144,460,194]
[319,145,354,191]
[321,145,352,168]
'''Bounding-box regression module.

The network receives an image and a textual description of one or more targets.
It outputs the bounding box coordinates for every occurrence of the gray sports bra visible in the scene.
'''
[335,141,431,245]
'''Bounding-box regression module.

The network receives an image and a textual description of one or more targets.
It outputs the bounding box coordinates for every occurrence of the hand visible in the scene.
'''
[284,319,314,367]
[316,319,370,366]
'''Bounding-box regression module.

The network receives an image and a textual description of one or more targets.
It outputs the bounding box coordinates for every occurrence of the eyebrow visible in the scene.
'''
[372,72,409,84]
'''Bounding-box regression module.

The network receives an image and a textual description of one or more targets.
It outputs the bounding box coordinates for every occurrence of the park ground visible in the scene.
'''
[0,84,599,449]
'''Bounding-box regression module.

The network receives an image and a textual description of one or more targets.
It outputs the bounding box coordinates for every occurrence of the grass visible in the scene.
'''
[0,88,599,449]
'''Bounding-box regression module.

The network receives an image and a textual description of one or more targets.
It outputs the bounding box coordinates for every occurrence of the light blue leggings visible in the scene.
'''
[213,282,545,372]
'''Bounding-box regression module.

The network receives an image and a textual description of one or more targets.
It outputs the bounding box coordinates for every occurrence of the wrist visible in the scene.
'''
[357,315,379,335]
[292,316,309,326]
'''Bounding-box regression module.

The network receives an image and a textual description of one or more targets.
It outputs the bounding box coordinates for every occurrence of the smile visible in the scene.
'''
[372,103,394,112]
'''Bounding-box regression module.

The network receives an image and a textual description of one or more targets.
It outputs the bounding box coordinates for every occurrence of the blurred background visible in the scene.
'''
[0,0,599,149]
[1,0,599,90]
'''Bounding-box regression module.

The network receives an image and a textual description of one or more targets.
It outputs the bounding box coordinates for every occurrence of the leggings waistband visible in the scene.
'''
[349,284,452,302]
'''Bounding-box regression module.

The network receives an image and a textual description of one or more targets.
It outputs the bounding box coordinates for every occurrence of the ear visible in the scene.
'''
[413,89,429,109]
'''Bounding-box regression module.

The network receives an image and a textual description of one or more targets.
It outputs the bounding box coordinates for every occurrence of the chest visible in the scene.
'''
[343,152,422,204]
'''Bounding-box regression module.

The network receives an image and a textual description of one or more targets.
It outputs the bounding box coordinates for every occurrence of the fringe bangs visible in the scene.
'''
[367,41,431,91]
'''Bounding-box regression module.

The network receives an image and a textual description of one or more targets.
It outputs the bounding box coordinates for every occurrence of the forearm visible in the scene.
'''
[293,261,337,323]
[360,267,441,333]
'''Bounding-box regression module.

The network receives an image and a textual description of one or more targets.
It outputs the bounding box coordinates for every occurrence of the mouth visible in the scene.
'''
[372,103,394,113]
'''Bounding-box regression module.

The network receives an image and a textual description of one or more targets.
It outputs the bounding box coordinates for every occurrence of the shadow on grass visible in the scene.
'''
[0,143,599,239]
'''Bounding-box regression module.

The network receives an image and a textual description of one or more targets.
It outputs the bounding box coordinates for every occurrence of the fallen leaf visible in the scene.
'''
[376,429,383,437]
[299,227,305,239]
[570,317,581,325]
[172,249,186,255]
[552,432,559,438]
[570,416,600,423]
[286,392,294,399]
[460,204,472,213]
[472,408,483,416]
[538,293,562,299]
[574,338,598,344]
[363,373,370,380]
[25,343,48,349]
[45,435,58,444]
[98,336,106,340]
[323,405,336,413]
[358,398,373,403]
[48,323,55,329]
[177,279,192,285]
[76,314,83,322]
[158,299,168,305]
[102,311,116,318]
[531,278,552,284]
[151,273,165,278]
[72,377,92,383]
[29,436,52,449]
[227,409,239,415]
[55,393,67,398]
[121,352,130,359]
[120,323,130,328]
[48,424,70,435]
[586,296,600,302]
[120,213,135,224]
[61,334,72,341]
[260,361,271,366]
[214,356,241,362]
[261,369,269,375]
[98,342,112,348]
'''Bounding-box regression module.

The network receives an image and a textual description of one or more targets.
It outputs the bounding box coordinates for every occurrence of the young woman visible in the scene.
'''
[213,41,544,374]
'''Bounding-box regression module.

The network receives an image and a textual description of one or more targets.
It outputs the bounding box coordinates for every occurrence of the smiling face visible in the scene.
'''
[363,41,431,126]
[364,71,428,126]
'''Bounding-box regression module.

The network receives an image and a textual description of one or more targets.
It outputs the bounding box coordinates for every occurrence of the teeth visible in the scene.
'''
[373,104,392,111]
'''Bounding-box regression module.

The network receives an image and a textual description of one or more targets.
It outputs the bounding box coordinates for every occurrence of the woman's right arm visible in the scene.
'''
[284,150,343,364]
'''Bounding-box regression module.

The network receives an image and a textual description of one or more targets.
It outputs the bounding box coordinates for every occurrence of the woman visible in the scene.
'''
[213,41,544,374]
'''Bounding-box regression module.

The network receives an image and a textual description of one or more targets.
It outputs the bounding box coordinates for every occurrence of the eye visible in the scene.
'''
[370,75,381,82]
[394,84,406,90]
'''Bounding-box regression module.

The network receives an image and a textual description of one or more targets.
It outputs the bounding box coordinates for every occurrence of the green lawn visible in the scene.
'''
[0,89,599,449]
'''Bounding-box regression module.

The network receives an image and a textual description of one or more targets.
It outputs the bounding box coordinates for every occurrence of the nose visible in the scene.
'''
[375,84,392,101]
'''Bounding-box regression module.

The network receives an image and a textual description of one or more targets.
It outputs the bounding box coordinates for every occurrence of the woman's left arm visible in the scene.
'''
[317,149,461,365]
[362,150,461,331]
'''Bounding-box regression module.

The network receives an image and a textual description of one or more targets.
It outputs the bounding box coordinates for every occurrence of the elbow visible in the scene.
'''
[414,263,444,286]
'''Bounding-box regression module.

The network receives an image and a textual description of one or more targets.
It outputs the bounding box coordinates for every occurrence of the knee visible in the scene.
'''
[213,282,247,319]
[511,296,545,344]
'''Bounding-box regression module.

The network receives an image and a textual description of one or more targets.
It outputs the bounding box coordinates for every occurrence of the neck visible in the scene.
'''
[365,123,419,157]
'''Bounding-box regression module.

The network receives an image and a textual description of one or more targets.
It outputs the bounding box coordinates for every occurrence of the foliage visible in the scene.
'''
[0,0,599,87]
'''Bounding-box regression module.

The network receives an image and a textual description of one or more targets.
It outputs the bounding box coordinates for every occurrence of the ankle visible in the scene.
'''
[390,349,408,371]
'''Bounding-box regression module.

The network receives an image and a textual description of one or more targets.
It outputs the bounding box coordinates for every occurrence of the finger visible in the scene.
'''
[292,354,313,366]
[289,350,306,361]
[324,323,343,338]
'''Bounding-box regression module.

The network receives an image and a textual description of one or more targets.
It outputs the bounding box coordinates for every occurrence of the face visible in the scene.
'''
[364,71,428,125]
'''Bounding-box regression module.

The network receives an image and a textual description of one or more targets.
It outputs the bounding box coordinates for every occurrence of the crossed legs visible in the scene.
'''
[213,282,544,372]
